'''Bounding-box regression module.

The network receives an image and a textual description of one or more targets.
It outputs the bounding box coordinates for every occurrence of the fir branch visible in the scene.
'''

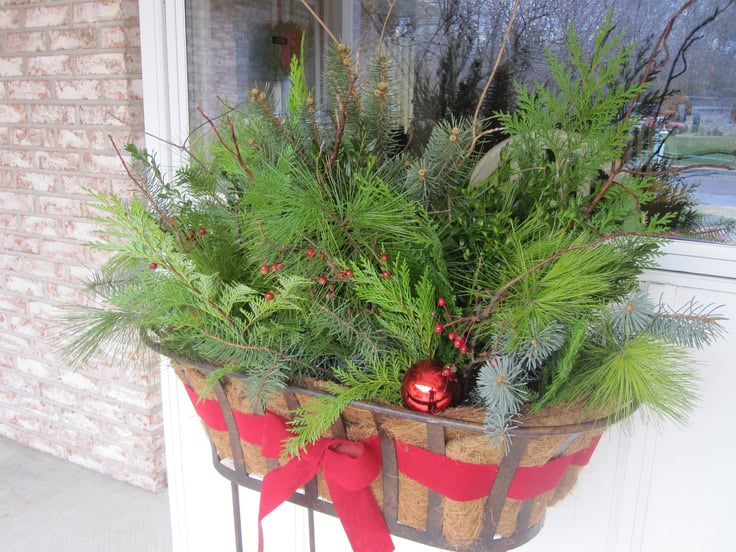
[651,299,727,349]
[470,230,670,327]
[285,358,402,458]
[563,335,698,425]
[535,317,589,410]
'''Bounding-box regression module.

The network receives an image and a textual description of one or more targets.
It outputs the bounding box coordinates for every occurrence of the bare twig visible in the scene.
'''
[377,0,396,54]
[299,0,338,45]
[467,0,521,155]
[196,105,255,183]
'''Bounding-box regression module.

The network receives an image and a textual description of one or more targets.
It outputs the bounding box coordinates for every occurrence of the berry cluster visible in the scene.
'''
[433,297,472,356]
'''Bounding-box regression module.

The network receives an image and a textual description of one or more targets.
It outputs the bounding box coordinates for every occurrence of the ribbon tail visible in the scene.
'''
[258,460,318,552]
[325,477,394,552]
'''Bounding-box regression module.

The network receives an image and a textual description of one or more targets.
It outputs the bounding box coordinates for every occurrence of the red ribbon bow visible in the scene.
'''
[183,386,393,552]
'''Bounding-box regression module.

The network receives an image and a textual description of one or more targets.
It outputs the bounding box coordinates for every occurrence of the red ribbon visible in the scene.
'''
[184,385,392,552]
[184,385,601,551]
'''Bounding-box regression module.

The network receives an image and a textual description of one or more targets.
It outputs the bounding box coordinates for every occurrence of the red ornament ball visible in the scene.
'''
[401,359,460,414]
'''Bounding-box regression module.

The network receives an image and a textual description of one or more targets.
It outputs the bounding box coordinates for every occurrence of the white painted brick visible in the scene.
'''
[0,386,18,402]
[0,9,20,28]
[24,434,67,458]
[0,104,26,124]
[0,368,40,395]
[5,275,44,296]
[4,407,42,432]
[57,128,90,149]
[30,104,75,124]
[55,79,101,100]
[59,370,99,392]
[0,150,33,168]
[49,29,96,51]
[81,396,128,424]
[67,451,105,472]
[91,441,128,463]
[22,256,67,280]
[27,55,72,76]
[14,356,51,379]
[20,215,63,238]
[0,57,24,77]
[24,5,69,28]
[0,293,27,313]
[61,409,101,434]
[7,315,46,339]
[103,383,159,409]
[126,409,164,430]
[37,195,83,216]
[6,79,51,100]
[40,383,79,407]
[0,190,34,212]
[37,151,81,172]
[1,233,40,255]
[17,394,60,420]
[0,423,23,441]
[13,127,55,148]
[0,332,33,352]
[4,31,46,53]
[74,1,124,24]
[75,53,127,75]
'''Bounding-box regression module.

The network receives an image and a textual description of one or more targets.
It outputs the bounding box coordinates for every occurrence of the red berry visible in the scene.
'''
[149,262,158,270]
[317,275,328,285]
[337,271,346,280]
[197,227,207,236]
[381,270,391,279]
[460,345,470,354]
[259,263,270,275]
[441,367,453,378]
[345,269,353,278]
[434,323,445,334]
[264,291,275,301]
[380,253,389,262]
[307,248,315,258]
[271,262,279,272]
[448,332,457,341]
[437,297,446,307]
[453,337,464,349]
[329,284,336,291]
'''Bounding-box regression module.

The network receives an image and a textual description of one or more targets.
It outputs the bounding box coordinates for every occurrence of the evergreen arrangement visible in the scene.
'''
[65,17,725,454]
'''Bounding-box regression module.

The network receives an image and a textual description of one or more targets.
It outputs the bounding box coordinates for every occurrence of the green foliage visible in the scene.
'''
[493,12,649,232]
[63,12,726,455]
[285,358,403,458]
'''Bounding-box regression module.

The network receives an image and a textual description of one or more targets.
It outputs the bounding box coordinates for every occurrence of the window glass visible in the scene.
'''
[185,0,322,124]
[185,0,735,243]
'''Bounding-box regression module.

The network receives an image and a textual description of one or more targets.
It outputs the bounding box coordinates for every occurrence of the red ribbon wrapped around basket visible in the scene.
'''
[183,384,601,552]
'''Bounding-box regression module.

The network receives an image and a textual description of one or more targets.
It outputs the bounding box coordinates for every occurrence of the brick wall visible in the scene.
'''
[0,0,166,491]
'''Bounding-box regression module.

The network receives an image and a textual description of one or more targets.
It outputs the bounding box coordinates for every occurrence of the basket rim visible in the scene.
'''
[169,355,628,438]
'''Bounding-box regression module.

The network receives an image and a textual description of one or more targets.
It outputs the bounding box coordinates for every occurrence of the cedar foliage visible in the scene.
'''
[65,16,725,453]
